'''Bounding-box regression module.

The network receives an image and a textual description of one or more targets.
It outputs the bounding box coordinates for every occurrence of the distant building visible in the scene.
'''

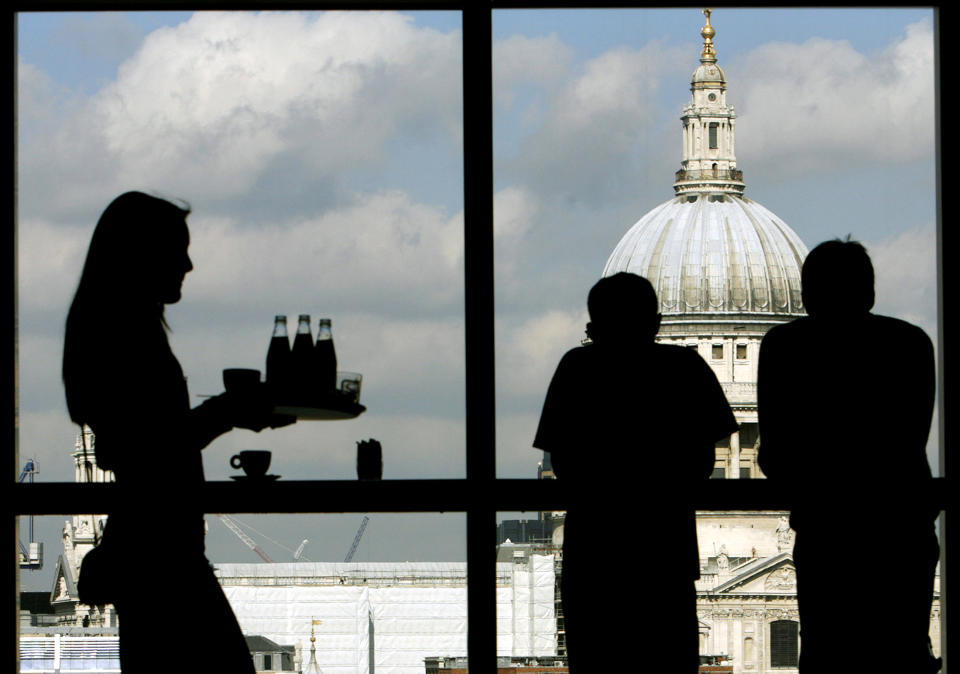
[245,635,296,672]
[19,636,120,673]
[215,557,556,674]
[496,519,551,546]
[424,656,566,674]
[43,427,117,632]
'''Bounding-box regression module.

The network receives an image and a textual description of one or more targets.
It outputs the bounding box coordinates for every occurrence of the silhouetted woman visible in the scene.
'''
[63,192,284,671]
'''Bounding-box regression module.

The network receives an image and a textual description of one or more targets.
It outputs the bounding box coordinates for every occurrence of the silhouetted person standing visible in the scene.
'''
[758,239,940,673]
[534,273,737,673]
[63,192,292,672]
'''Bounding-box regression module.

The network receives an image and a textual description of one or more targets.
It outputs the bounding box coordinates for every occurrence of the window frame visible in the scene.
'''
[6,4,952,673]
[768,619,799,669]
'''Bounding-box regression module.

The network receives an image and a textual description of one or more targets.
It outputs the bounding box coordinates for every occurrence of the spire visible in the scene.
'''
[306,619,324,674]
[674,8,745,197]
[700,8,717,62]
[72,425,113,484]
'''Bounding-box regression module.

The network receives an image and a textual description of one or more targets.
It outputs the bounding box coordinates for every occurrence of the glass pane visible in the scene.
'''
[495,512,564,668]
[16,10,465,482]
[492,7,939,484]
[491,6,941,669]
[19,512,467,673]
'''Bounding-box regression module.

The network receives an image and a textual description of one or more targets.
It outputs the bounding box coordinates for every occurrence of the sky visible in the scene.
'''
[16,8,938,591]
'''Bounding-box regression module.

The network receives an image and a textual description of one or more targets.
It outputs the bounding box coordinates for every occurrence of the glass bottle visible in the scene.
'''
[291,314,313,402]
[266,315,290,400]
[314,318,337,394]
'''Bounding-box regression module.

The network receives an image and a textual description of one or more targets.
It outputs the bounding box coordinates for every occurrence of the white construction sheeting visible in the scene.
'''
[216,556,556,674]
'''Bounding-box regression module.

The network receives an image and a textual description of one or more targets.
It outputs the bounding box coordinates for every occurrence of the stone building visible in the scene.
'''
[47,426,116,631]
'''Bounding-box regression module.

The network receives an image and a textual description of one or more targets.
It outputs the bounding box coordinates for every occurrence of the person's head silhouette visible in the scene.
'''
[586,272,661,345]
[801,238,875,319]
[79,191,194,308]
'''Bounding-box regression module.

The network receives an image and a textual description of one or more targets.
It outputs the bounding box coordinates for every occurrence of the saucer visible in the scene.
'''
[230,474,280,481]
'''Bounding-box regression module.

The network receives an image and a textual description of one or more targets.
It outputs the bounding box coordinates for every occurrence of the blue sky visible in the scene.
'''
[16,8,938,589]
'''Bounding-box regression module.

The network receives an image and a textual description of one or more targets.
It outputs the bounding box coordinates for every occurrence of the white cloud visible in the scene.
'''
[18,11,462,216]
[502,40,688,205]
[493,33,573,109]
[497,411,550,478]
[494,186,539,288]
[735,19,934,174]
[184,189,463,314]
[17,58,72,136]
[17,219,89,315]
[97,11,460,196]
[497,309,585,400]
[864,221,937,337]
[862,221,939,473]
[494,187,537,242]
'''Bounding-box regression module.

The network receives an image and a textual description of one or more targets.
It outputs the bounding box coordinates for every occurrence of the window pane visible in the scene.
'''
[496,512,564,668]
[491,8,940,487]
[19,512,467,672]
[17,10,465,482]
[491,11,941,668]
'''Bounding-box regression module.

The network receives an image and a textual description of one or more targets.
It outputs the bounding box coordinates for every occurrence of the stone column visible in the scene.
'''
[729,430,741,479]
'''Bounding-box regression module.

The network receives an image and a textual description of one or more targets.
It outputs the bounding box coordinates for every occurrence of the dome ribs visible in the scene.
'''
[603,193,806,319]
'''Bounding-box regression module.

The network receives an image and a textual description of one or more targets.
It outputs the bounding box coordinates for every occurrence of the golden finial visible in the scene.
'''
[701,8,717,62]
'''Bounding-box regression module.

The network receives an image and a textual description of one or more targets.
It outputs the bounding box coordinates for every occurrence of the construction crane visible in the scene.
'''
[344,515,370,562]
[18,460,43,570]
[218,514,274,563]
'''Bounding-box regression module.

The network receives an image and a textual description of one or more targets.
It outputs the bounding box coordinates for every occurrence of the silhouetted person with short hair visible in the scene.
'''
[758,239,940,673]
[63,192,293,671]
[534,272,737,673]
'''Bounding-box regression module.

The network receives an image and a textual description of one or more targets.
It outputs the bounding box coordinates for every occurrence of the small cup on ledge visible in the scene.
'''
[230,450,272,479]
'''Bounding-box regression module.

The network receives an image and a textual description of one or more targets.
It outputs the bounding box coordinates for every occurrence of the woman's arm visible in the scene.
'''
[187,386,295,451]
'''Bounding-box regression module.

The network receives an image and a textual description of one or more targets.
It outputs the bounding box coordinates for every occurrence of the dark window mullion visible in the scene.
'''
[462,5,496,673]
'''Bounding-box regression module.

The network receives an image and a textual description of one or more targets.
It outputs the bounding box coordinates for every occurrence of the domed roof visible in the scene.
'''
[603,193,807,317]
[692,62,726,86]
[603,10,809,319]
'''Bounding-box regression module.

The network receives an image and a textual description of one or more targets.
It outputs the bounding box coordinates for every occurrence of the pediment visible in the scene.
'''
[50,554,79,603]
[711,552,795,594]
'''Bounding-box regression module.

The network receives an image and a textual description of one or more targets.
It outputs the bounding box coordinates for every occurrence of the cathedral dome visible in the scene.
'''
[603,193,807,316]
[604,9,808,319]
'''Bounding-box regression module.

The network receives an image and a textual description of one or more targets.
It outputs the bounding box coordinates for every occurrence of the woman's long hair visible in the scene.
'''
[63,192,191,424]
